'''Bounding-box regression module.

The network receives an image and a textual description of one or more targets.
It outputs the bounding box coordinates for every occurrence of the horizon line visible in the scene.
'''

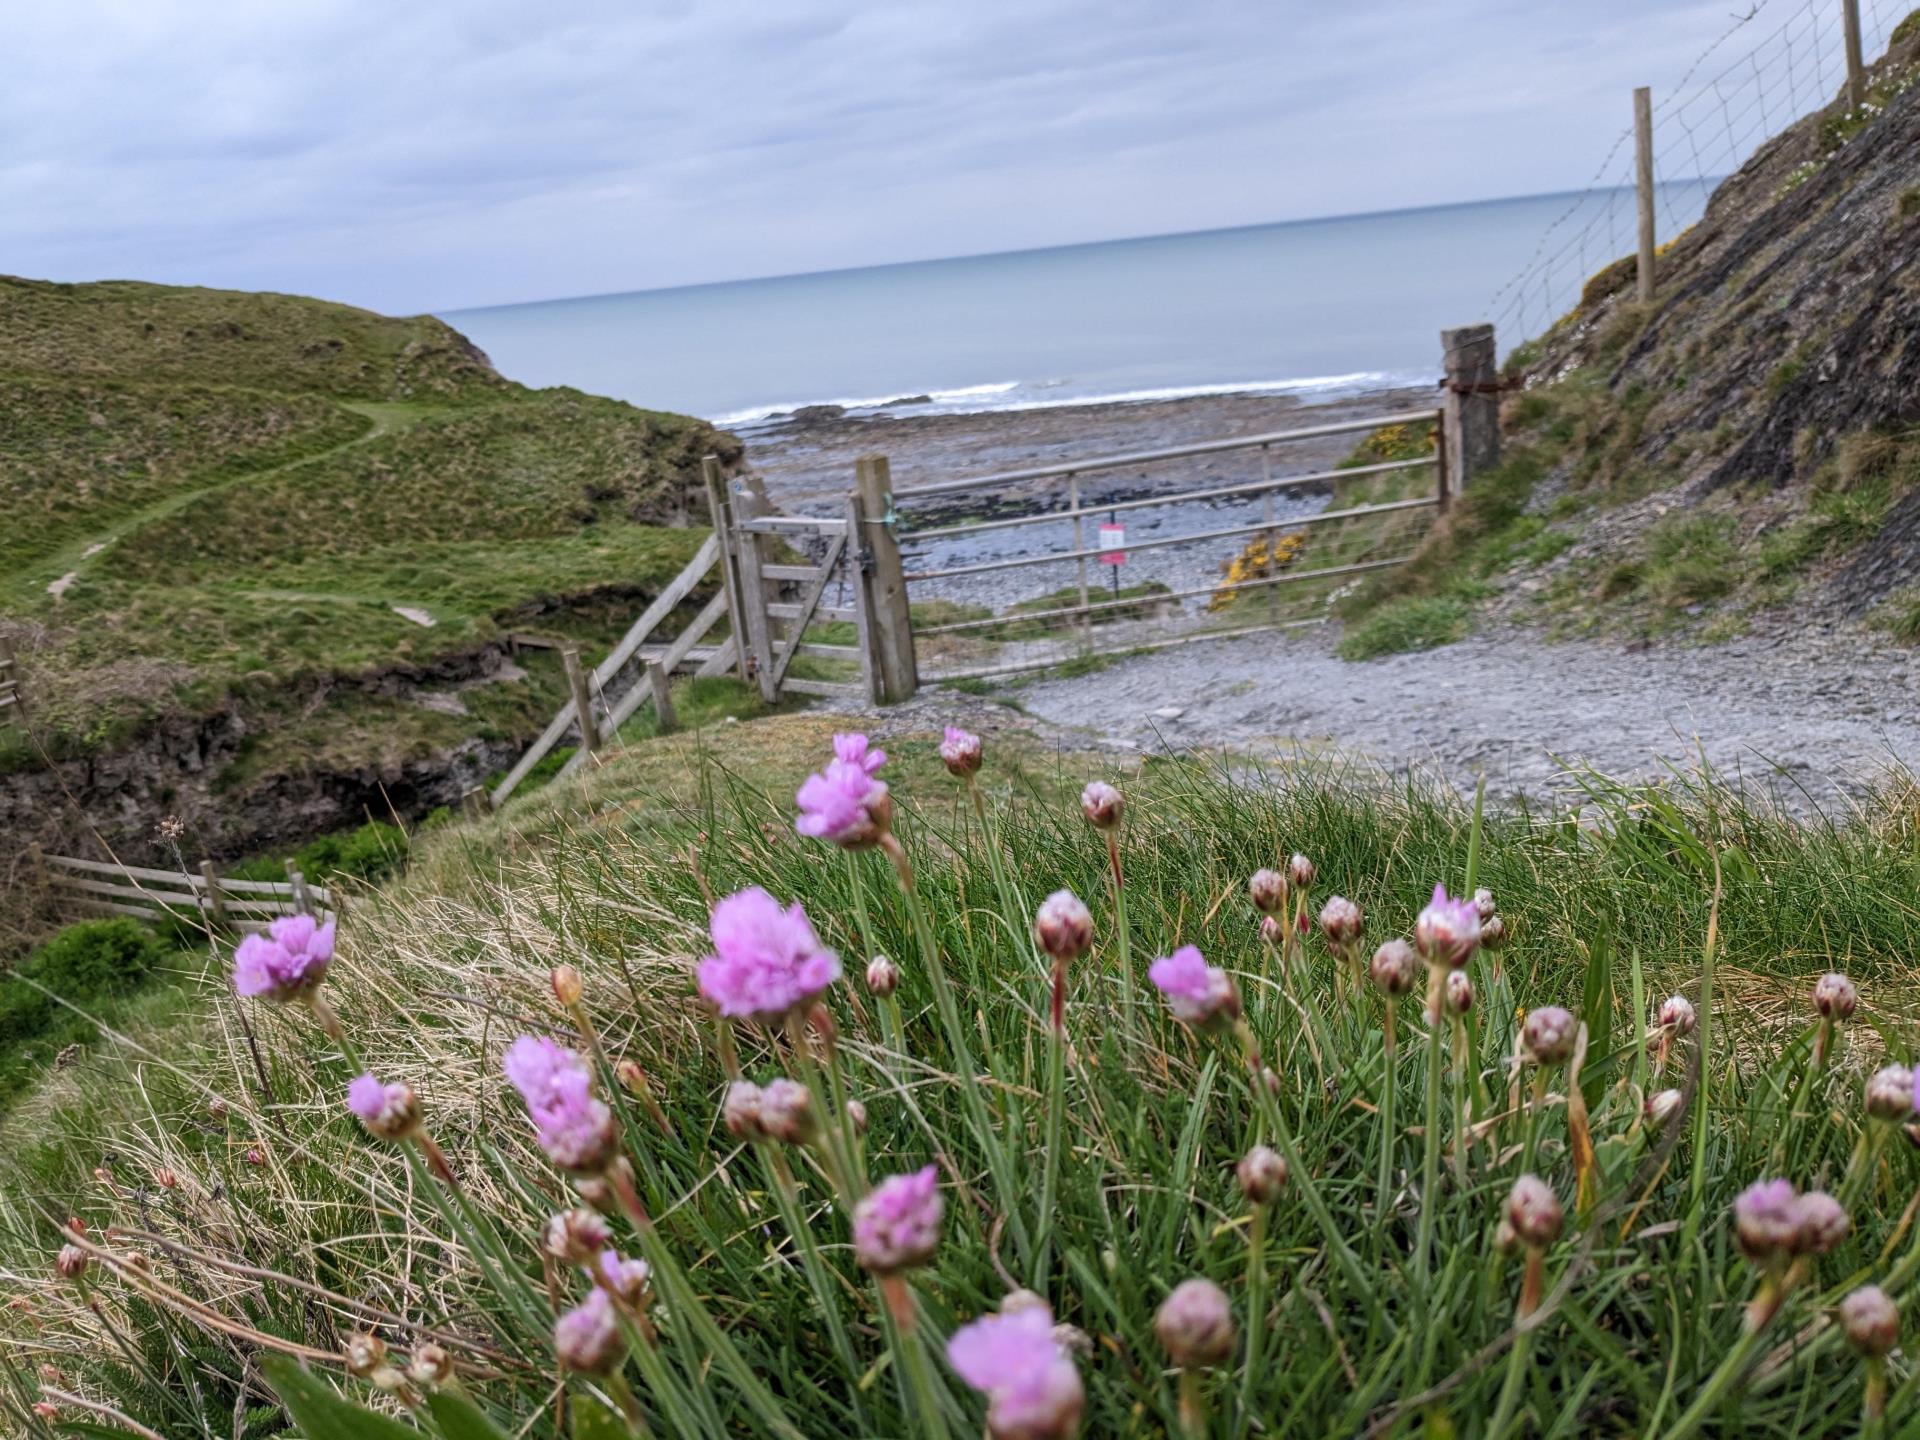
[441,175,1722,318]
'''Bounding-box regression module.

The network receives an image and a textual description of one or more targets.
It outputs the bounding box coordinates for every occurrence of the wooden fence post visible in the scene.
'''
[1634,86,1657,304]
[200,861,228,929]
[285,862,313,917]
[853,455,918,703]
[646,662,677,733]
[702,456,753,684]
[561,646,599,754]
[461,785,489,820]
[845,494,884,704]
[1843,0,1866,111]
[730,488,780,703]
[1440,325,1501,500]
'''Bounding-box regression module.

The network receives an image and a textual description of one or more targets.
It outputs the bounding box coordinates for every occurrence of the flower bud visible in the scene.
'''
[1000,1288,1049,1315]
[1079,781,1123,830]
[722,1081,765,1141]
[940,726,983,777]
[1813,973,1858,1021]
[544,1208,613,1265]
[1505,1174,1563,1249]
[408,1342,454,1387]
[550,965,584,1008]
[31,1403,58,1421]
[554,1290,623,1374]
[343,1332,388,1380]
[1867,1064,1914,1122]
[207,1097,229,1121]
[1369,940,1418,997]
[154,1168,178,1190]
[1658,995,1696,1036]
[1734,1178,1801,1263]
[54,1244,88,1281]
[845,1098,869,1135]
[1236,1145,1288,1206]
[245,1146,266,1167]
[1472,887,1497,922]
[614,1059,648,1094]
[1318,896,1362,946]
[1288,853,1316,889]
[1415,885,1479,969]
[1155,1278,1235,1369]
[1033,891,1093,963]
[1521,1006,1577,1066]
[865,954,899,998]
[1258,914,1286,947]
[346,1073,420,1142]
[597,1250,653,1308]
[1792,1190,1850,1255]
[1445,969,1474,1016]
[1478,913,1507,950]
[1248,869,1287,915]
[1840,1284,1899,1357]
[757,1078,817,1146]
[1645,1089,1685,1127]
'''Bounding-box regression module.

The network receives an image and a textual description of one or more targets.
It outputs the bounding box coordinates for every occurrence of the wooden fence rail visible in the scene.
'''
[36,851,334,934]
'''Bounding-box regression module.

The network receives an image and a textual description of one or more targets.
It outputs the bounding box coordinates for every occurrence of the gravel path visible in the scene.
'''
[925,625,1920,809]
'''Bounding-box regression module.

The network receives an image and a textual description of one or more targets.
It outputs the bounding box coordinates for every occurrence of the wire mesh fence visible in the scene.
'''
[891,410,1445,683]
[1490,0,1906,349]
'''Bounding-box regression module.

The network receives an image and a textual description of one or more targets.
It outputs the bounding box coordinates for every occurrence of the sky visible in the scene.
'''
[0,1,1827,315]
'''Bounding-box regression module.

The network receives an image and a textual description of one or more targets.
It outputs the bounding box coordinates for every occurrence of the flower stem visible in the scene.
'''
[1662,1306,1775,1440]
[1240,1203,1269,1419]
[1377,1008,1398,1227]
[1488,1323,1535,1440]
[1414,972,1446,1292]
[1032,974,1070,1289]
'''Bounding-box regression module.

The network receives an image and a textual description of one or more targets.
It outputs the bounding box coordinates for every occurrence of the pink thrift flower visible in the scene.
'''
[940,726,983,777]
[503,1036,618,1174]
[1148,945,1240,1029]
[553,1288,623,1374]
[853,1164,944,1273]
[948,1304,1085,1439]
[597,1249,652,1306]
[1414,884,1480,968]
[697,887,842,1024]
[796,734,890,846]
[346,1072,418,1140]
[232,915,335,1000]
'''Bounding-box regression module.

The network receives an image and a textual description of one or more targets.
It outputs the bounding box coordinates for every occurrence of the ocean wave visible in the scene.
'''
[711,370,1423,427]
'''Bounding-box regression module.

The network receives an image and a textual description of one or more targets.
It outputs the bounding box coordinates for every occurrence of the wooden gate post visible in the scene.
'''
[561,646,599,753]
[1440,325,1501,500]
[646,662,677,733]
[1633,86,1657,304]
[730,487,780,703]
[853,455,918,703]
[285,862,313,917]
[845,495,884,704]
[702,456,752,684]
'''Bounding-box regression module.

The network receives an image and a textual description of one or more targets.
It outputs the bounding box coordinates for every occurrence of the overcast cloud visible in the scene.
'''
[0,1,1809,314]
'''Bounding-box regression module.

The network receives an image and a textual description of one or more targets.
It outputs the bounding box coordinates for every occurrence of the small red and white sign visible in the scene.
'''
[1098,522,1126,566]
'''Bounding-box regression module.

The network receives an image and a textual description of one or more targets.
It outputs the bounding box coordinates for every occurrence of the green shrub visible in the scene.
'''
[228,818,410,886]
[1337,597,1471,660]
[1644,513,1739,606]
[18,918,167,1000]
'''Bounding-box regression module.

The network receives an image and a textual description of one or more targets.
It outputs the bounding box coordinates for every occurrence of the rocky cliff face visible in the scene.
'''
[1512,20,1920,611]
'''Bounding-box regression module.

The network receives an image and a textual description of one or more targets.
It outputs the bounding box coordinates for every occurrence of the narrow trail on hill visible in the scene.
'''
[27,399,435,599]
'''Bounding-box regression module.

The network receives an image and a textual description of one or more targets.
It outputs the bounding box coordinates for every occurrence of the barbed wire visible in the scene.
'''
[1490,0,1898,348]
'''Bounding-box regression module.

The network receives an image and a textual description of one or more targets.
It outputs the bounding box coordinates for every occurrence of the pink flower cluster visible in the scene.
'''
[1147,945,1240,1029]
[853,1164,944,1273]
[795,732,890,847]
[1414,884,1480,968]
[947,1303,1085,1439]
[503,1036,618,1174]
[232,914,335,1001]
[697,887,842,1024]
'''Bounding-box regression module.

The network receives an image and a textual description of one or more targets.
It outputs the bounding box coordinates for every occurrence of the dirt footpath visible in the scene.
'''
[954,624,1920,808]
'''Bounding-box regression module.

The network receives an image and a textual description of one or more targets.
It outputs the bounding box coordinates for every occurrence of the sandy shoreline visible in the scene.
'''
[737,384,1436,512]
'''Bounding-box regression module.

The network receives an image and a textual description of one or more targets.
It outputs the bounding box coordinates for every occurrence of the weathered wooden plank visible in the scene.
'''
[590,534,719,686]
[47,854,203,886]
[767,603,859,622]
[780,677,863,697]
[693,634,738,680]
[761,564,827,582]
[793,643,861,660]
[51,875,198,905]
[557,590,729,780]
[768,531,848,693]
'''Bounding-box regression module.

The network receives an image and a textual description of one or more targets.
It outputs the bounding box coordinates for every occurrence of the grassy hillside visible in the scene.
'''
[0,274,746,860]
[6,713,1920,1436]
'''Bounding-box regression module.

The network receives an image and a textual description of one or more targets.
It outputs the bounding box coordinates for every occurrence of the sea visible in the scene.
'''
[441,182,1713,428]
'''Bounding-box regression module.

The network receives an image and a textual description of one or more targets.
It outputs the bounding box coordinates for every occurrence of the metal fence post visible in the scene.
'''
[854,454,918,703]
[1634,86,1657,304]
[1440,325,1501,500]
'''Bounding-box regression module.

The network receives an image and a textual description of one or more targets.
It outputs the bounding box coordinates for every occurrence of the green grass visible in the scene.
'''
[1337,596,1473,659]
[5,717,1920,1437]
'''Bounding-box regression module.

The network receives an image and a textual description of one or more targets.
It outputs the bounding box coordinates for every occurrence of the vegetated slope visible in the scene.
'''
[1355,14,1920,648]
[0,275,744,867]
